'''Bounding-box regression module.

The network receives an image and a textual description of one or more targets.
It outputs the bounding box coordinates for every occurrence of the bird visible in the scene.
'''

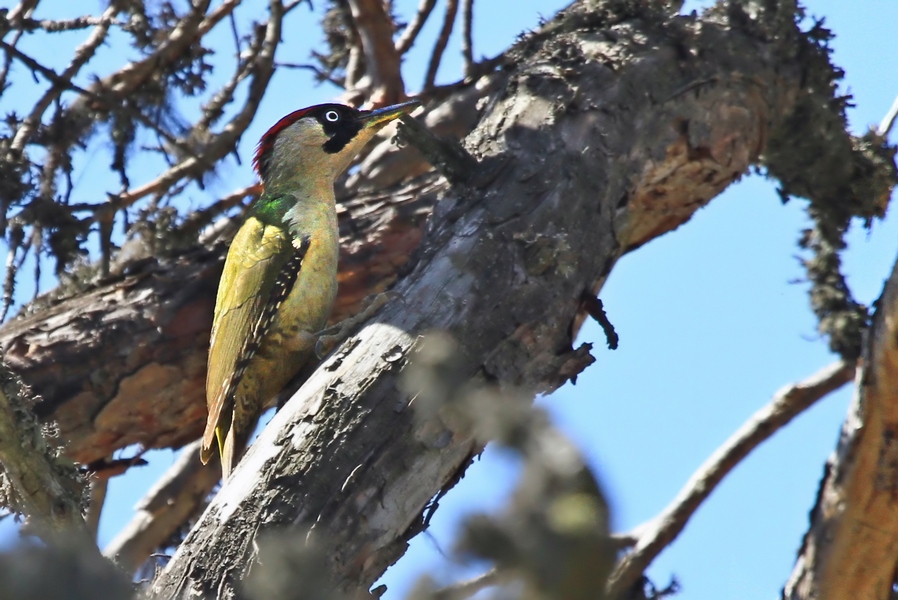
[201,99,420,480]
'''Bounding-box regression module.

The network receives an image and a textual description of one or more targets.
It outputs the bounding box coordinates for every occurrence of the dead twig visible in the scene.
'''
[432,568,500,600]
[395,0,437,55]
[423,0,458,91]
[460,0,474,76]
[607,359,857,597]
[579,292,618,350]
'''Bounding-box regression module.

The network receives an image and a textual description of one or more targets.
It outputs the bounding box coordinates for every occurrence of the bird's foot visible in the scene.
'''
[315,291,402,358]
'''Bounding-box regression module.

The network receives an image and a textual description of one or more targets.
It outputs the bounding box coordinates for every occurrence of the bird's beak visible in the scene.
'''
[358,99,421,129]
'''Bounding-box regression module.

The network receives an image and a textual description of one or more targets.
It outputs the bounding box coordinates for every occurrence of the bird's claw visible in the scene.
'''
[314,291,403,359]
[315,333,341,359]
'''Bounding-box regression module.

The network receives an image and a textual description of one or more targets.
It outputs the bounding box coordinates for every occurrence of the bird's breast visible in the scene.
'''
[262,230,339,356]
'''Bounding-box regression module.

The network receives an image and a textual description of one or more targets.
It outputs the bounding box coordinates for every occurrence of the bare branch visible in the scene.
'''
[0,28,21,91]
[4,0,40,26]
[227,10,241,57]
[196,0,322,125]
[99,0,215,98]
[346,0,406,104]
[460,0,473,77]
[608,360,857,597]
[6,0,234,227]
[10,4,117,153]
[104,441,220,574]
[276,61,347,88]
[106,0,283,212]
[878,91,898,137]
[0,226,22,322]
[1,37,198,171]
[14,15,118,33]
[395,0,436,55]
[423,0,458,91]
[196,27,267,132]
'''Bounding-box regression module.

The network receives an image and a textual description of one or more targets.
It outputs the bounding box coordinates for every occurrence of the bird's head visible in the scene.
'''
[253,100,420,189]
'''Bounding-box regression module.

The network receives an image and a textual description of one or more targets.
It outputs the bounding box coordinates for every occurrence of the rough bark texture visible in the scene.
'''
[2,1,894,598]
[783,259,898,599]
[0,360,90,540]
[146,3,797,597]
[0,245,220,464]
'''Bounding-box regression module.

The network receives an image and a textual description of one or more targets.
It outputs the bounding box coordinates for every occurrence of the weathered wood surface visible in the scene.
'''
[3,1,895,598]
[148,2,792,596]
[783,257,898,600]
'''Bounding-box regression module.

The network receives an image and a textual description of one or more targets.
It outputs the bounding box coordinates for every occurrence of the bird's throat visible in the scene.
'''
[282,188,338,250]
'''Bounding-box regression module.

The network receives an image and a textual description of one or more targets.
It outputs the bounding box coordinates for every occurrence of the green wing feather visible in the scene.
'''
[201,211,293,468]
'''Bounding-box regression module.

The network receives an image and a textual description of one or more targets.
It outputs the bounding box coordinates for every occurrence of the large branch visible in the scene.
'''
[346,0,407,104]
[2,1,890,595]
[103,441,220,573]
[783,254,898,598]
[147,3,798,597]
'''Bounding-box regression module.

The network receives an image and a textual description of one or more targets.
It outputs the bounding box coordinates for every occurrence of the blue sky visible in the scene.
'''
[2,1,897,599]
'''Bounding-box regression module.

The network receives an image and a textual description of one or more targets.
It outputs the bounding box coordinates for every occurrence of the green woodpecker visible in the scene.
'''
[201,100,420,480]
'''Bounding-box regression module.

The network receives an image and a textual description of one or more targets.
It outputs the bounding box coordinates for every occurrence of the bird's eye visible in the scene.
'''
[324,110,340,122]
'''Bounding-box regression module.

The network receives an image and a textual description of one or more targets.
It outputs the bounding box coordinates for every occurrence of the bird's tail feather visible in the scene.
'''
[221,426,235,481]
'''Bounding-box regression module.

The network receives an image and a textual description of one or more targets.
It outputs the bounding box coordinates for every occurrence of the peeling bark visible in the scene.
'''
[146,3,798,596]
[783,256,898,599]
[2,1,893,597]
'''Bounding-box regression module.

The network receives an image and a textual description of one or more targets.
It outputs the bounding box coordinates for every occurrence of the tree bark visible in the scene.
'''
[147,2,799,597]
[2,1,894,597]
[783,256,898,599]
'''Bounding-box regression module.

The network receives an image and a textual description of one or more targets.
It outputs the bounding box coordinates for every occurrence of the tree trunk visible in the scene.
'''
[147,2,800,596]
[783,259,898,598]
[1,1,894,598]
